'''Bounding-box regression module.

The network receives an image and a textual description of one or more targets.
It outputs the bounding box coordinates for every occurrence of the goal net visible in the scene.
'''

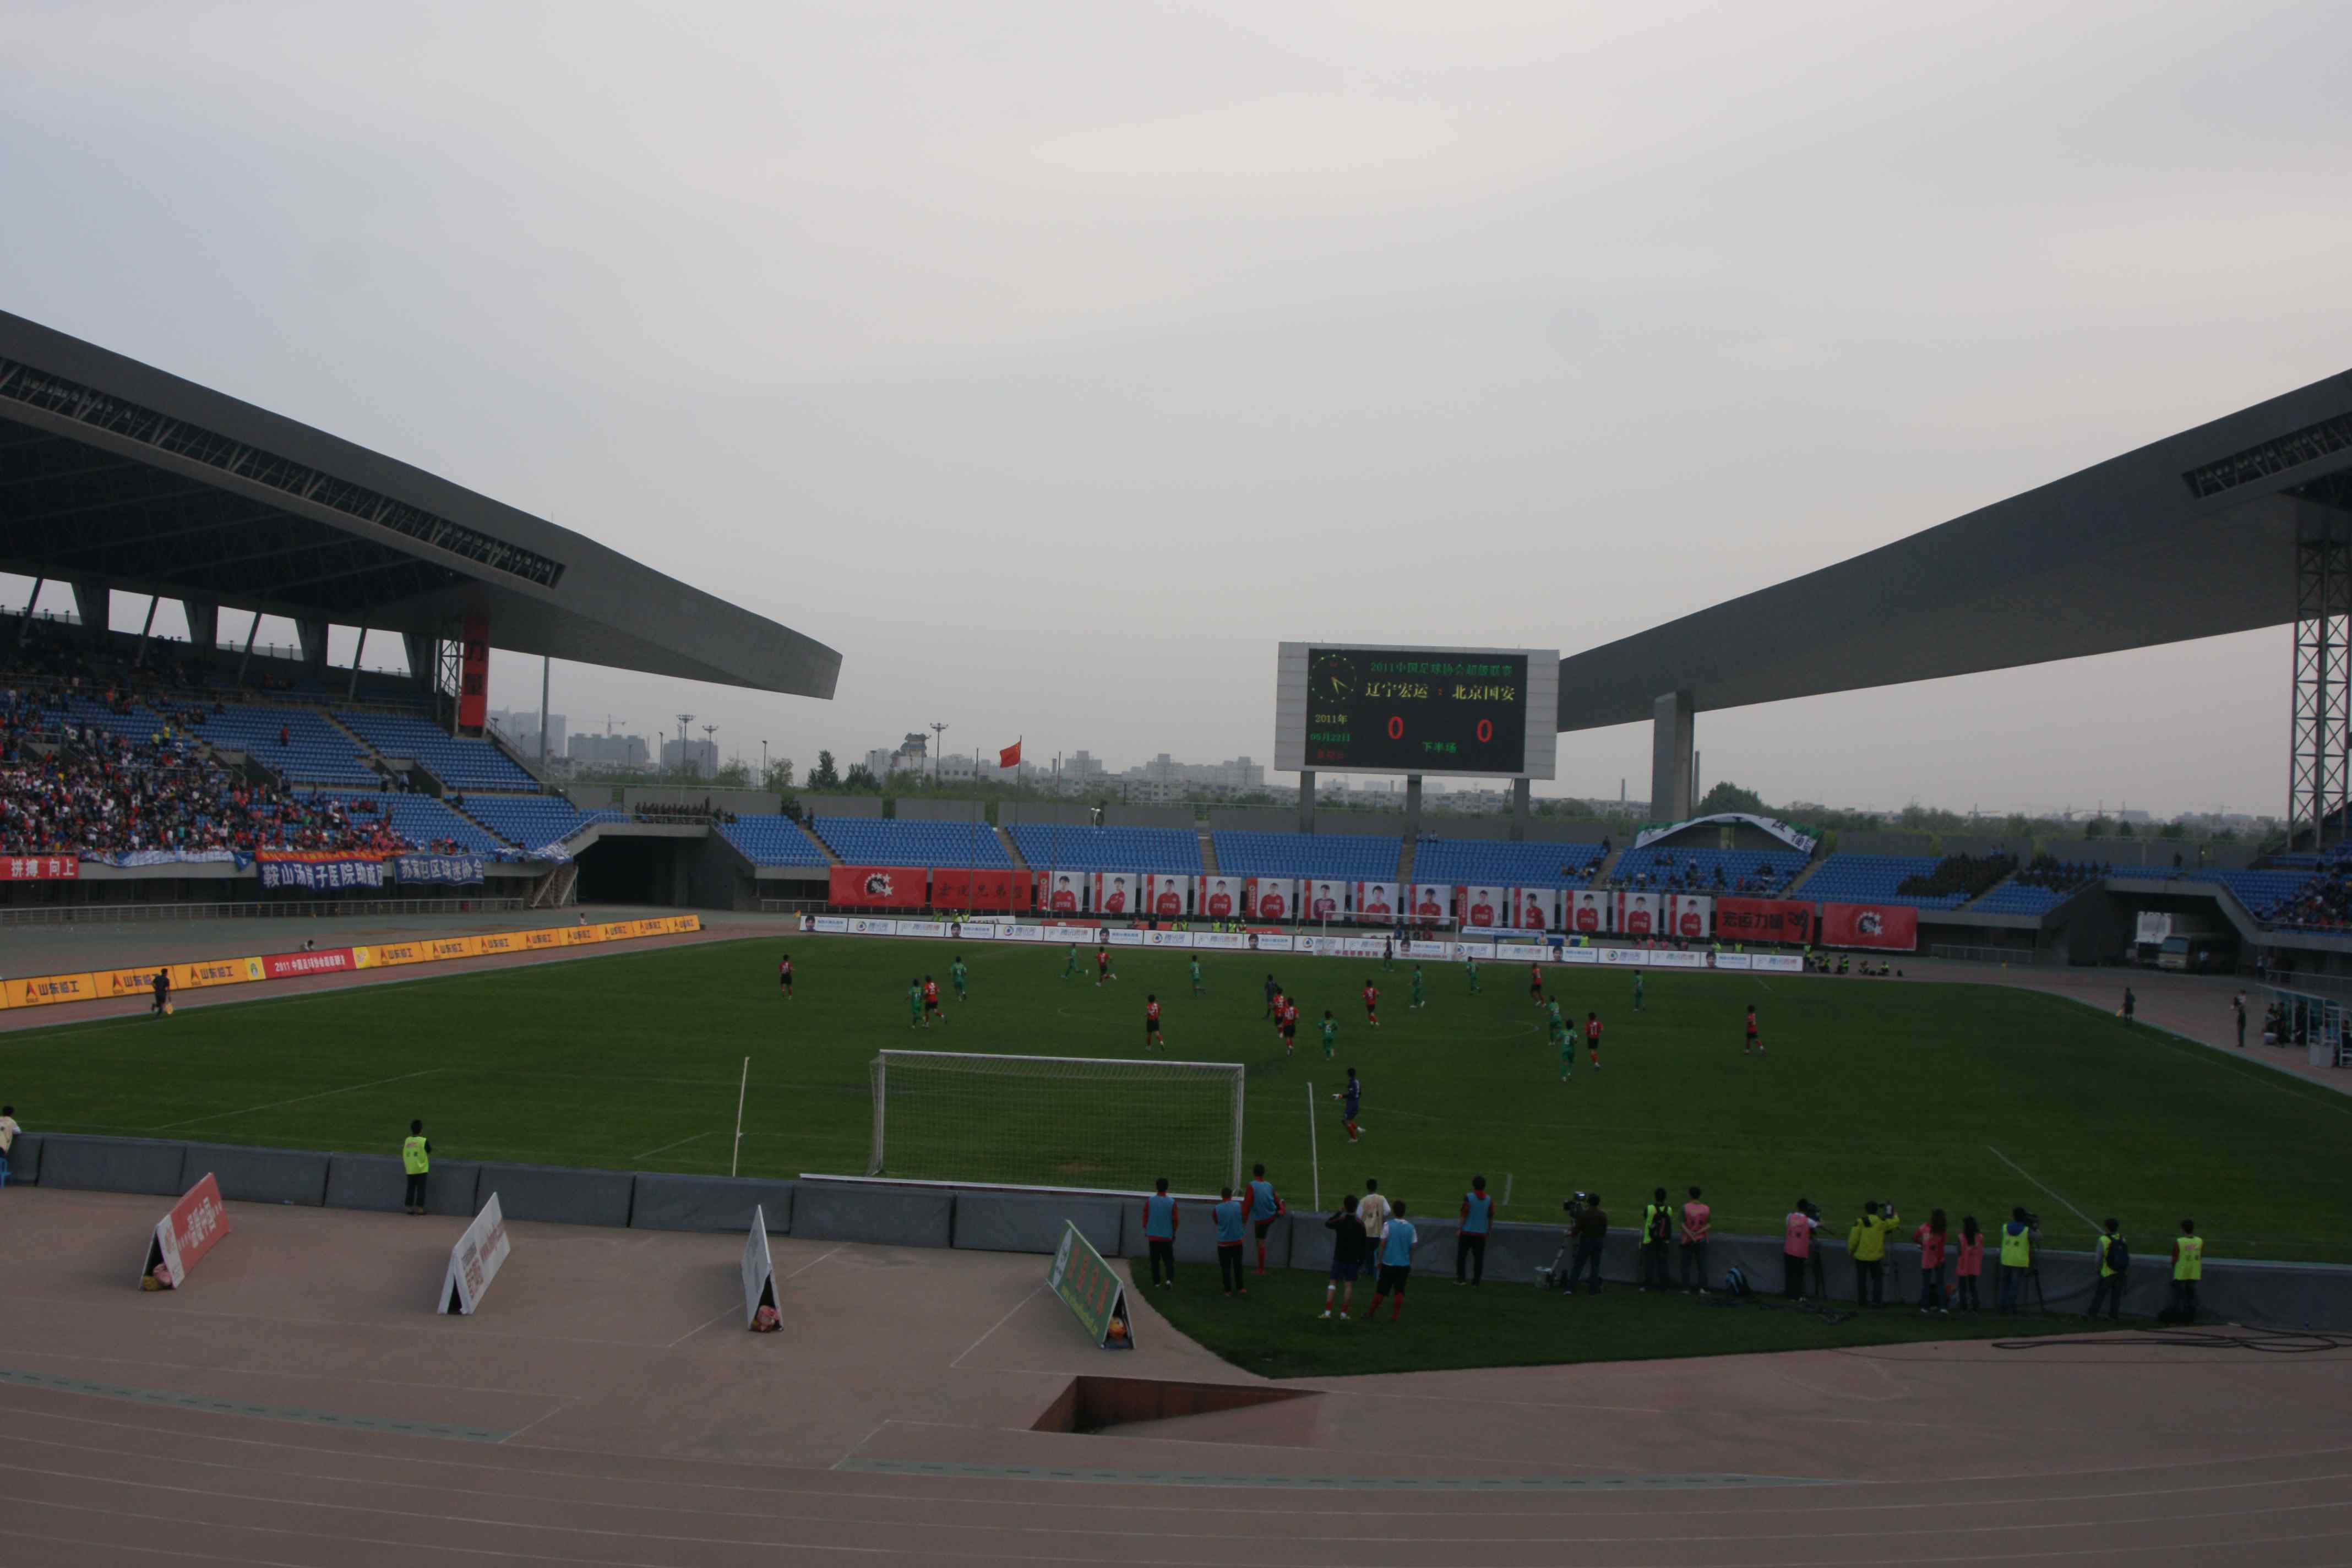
[868,1051,1243,1196]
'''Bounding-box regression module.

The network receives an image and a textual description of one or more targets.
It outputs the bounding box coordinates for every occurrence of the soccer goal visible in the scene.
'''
[867,1050,1243,1196]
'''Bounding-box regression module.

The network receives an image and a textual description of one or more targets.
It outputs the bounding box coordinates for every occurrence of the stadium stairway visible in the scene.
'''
[1780,856,1828,897]
[1199,827,1219,874]
[1589,844,1626,886]
[995,824,1028,869]
[1396,834,1416,886]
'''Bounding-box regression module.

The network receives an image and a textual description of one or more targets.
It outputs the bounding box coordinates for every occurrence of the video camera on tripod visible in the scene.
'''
[1534,1192,1597,1292]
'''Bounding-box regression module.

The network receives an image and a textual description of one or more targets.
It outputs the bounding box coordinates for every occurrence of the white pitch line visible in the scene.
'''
[150,1069,447,1131]
[630,1130,716,1162]
[950,1283,1044,1370]
[1985,1145,2099,1233]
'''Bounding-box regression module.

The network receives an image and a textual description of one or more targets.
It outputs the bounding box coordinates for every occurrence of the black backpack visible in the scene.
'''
[2105,1235,2128,1274]
[1649,1206,1673,1243]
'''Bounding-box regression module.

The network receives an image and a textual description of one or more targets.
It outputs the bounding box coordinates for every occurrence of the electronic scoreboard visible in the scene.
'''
[1274,643,1558,780]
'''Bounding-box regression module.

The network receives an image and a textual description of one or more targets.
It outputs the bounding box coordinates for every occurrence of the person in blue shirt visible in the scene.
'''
[1457,1175,1494,1285]
[1141,1177,1179,1287]
[1246,1163,1284,1276]
[1212,1185,1249,1296]
[1332,1069,1363,1143]
[1369,1200,1417,1321]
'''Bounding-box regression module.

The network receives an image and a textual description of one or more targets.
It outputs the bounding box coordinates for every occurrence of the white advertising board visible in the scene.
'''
[439,1193,511,1316]
[742,1204,777,1327]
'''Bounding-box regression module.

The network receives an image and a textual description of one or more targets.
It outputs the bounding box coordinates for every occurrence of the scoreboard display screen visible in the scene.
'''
[1303,647,1529,775]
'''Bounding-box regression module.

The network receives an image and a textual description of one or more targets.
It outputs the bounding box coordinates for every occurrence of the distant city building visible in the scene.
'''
[487,709,565,758]
[661,737,719,777]
[570,732,650,767]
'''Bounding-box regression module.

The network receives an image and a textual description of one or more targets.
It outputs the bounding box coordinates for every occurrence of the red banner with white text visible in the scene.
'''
[264,948,357,979]
[1715,897,1815,945]
[0,855,79,880]
[1819,902,1919,951]
[934,868,1029,911]
[830,865,929,908]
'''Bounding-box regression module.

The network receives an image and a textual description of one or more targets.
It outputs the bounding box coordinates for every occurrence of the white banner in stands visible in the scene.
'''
[1245,878,1295,919]
[1664,895,1712,940]
[1459,885,1506,930]
[1568,889,1610,934]
[1197,875,1245,920]
[439,1193,510,1315]
[1354,881,1400,922]
[897,920,948,939]
[1652,949,1708,969]
[1039,872,1087,915]
[1616,892,1662,938]
[1714,952,1752,970]
[1408,884,1451,922]
[1753,954,1804,973]
[849,917,898,937]
[1108,928,1145,946]
[1510,887,1560,932]
[1143,874,1191,918]
[1305,879,1348,921]
[1559,945,1599,964]
[1142,929,1195,948]
[1255,933,1295,951]
[814,916,849,933]
[1092,873,1140,918]
[742,1204,777,1329]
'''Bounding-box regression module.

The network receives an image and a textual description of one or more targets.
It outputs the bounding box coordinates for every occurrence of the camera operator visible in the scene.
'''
[1997,1206,2038,1312]
[1847,1200,1899,1307]
[1565,1191,1609,1295]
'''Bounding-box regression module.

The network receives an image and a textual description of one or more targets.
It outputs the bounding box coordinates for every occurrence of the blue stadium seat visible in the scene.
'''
[1211,831,1401,880]
[190,704,379,786]
[1609,845,1806,895]
[810,818,1010,868]
[721,815,831,867]
[302,791,509,856]
[1411,839,1604,888]
[1008,824,1201,873]
[334,711,540,791]
[1968,879,2081,916]
[1796,854,1963,909]
[461,795,624,853]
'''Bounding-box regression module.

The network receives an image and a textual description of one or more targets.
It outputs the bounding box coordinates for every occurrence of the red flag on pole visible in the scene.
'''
[999,739,1022,770]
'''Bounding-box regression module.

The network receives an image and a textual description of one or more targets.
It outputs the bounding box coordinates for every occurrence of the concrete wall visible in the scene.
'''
[999,802,1094,826]
[892,797,985,823]
[15,1141,2343,1330]
[567,785,781,816]
[799,794,885,819]
[1104,805,1200,830]
[1210,806,1310,834]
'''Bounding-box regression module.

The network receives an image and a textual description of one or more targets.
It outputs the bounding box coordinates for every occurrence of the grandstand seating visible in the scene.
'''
[1609,845,1806,895]
[1412,838,1604,889]
[721,814,831,867]
[1212,830,1401,880]
[303,791,511,857]
[1969,879,2083,916]
[462,794,624,853]
[334,711,539,791]
[2208,868,2322,922]
[1007,824,1201,873]
[812,817,1011,868]
[192,704,381,786]
[1797,854,1967,908]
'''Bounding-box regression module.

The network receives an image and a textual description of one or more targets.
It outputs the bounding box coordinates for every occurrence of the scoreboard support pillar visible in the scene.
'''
[1298,770,1316,832]
[1406,774,1424,842]
[1509,777,1528,841]
[1649,691,1696,822]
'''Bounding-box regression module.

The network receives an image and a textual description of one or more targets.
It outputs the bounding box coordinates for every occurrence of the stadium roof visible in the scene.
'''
[1555,366,2352,731]
[0,311,840,697]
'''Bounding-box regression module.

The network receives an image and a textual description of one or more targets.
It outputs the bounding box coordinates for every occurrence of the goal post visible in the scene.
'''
[868,1050,1244,1196]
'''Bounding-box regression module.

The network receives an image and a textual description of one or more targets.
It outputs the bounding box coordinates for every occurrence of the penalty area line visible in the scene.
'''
[150,1068,450,1132]
[1984,1145,2098,1233]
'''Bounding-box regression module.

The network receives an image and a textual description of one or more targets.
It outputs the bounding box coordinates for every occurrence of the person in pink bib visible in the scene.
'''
[1782,1199,1814,1299]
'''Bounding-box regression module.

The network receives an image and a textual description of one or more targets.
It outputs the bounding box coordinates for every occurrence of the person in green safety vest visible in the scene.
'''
[2090,1217,2127,1321]
[2170,1218,2204,1321]
[1847,1200,1899,1306]
[1997,1206,2037,1311]
[402,1119,432,1215]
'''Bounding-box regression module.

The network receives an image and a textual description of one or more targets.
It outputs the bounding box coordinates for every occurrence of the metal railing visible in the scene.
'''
[0,896,524,927]
[1929,943,2046,965]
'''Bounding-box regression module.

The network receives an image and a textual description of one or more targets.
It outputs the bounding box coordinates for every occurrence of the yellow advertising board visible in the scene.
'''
[426,936,481,962]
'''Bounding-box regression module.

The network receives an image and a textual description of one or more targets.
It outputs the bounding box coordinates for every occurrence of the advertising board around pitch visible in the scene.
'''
[1047,1219,1133,1350]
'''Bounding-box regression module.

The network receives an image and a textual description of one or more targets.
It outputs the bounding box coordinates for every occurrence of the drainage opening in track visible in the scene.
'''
[1032,1376,1317,1435]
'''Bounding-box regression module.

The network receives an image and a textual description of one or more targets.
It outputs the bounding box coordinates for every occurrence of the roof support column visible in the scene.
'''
[235,609,262,687]
[1649,691,1695,824]
[347,627,368,699]
[1297,770,1315,833]
[69,580,107,646]
[402,633,434,692]
[184,600,217,657]
[296,618,329,678]
[131,594,161,668]
[14,577,44,646]
[1404,774,1423,847]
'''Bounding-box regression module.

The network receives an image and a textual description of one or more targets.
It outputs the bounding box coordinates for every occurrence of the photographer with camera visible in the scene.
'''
[1997,1206,2038,1312]
[1565,1191,1609,1295]
[1847,1200,1900,1307]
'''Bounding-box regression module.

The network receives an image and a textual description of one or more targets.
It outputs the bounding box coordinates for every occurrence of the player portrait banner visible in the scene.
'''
[1197,874,1244,920]
[1664,894,1712,940]
[1046,1221,1133,1351]
[1092,873,1139,917]
[1143,874,1191,917]
[1351,881,1398,922]
[1305,879,1348,921]
[1511,887,1560,931]
[1245,877,1295,920]
[1569,889,1610,933]
[1039,871,1087,914]
[1615,891,1661,937]
[141,1173,228,1289]
[1820,902,1919,951]
[1458,885,1506,931]
[439,1193,511,1315]
[0,854,79,881]
[829,865,929,908]
[1408,883,1451,923]
[1716,897,1815,945]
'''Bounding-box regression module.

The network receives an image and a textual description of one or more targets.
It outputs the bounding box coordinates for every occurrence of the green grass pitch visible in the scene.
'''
[7,934,2348,1266]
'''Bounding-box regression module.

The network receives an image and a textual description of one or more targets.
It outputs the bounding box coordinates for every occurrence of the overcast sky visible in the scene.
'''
[6,1,2347,816]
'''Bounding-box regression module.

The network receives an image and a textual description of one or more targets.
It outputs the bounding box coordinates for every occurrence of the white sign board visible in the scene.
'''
[742,1203,777,1328]
[439,1193,511,1315]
